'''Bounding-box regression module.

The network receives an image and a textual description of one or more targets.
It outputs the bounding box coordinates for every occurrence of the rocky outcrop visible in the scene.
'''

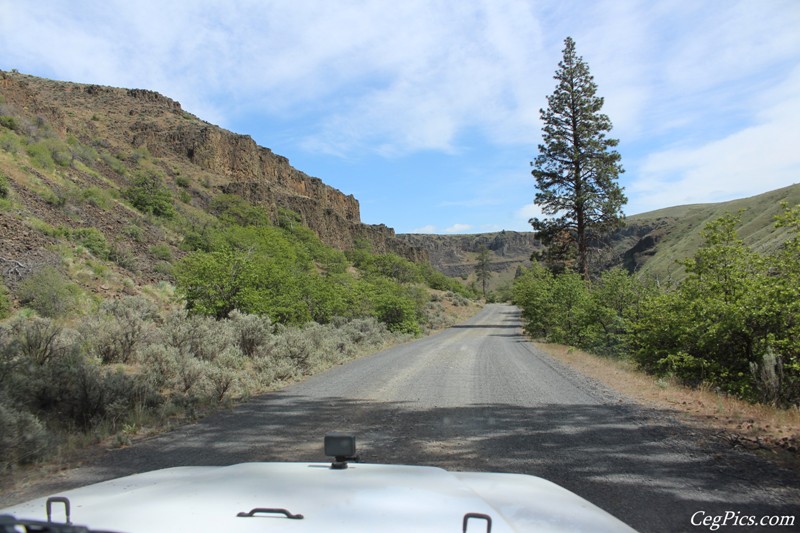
[398,231,539,277]
[1,71,425,261]
[599,220,672,274]
[128,93,425,260]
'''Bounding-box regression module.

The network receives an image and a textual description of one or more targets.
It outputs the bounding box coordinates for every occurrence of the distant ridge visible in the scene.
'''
[401,183,800,286]
[605,183,800,280]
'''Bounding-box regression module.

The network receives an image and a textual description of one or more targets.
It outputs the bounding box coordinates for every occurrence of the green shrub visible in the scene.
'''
[122,224,144,242]
[228,310,273,357]
[419,262,473,297]
[16,267,81,318]
[581,268,653,356]
[25,141,55,170]
[0,282,10,319]
[373,292,421,335]
[125,171,175,218]
[0,402,50,469]
[368,253,423,284]
[82,296,158,363]
[3,316,78,365]
[149,244,173,261]
[513,208,800,406]
[0,174,9,198]
[0,116,19,131]
[210,194,271,227]
[0,130,21,153]
[71,227,110,259]
[174,250,252,319]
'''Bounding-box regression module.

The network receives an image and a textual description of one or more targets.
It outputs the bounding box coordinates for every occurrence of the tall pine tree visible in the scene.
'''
[531,37,626,278]
[475,247,492,299]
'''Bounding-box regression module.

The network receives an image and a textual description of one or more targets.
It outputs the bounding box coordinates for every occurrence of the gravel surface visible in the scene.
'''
[2,304,798,532]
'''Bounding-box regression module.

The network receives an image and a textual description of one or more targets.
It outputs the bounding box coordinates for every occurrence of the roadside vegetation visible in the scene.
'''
[0,202,476,471]
[514,207,800,409]
[522,38,799,414]
[0,92,479,472]
[0,228,476,472]
[0,304,397,470]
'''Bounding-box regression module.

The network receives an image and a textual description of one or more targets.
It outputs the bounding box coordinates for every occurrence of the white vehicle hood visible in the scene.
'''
[1,462,636,532]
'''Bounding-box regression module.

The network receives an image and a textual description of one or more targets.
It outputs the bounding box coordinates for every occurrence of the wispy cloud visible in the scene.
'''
[5,1,798,157]
[629,64,800,213]
[2,0,799,232]
[0,0,552,155]
[445,223,473,234]
[411,224,437,234]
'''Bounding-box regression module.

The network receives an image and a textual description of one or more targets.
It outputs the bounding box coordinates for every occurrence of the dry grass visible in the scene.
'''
[535,342,800,466]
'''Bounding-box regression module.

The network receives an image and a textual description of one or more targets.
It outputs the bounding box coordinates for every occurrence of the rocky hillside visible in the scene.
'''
[0,70,423,267]
[401,183,800,288]
[603,183,800,280]
[398,231,539,289]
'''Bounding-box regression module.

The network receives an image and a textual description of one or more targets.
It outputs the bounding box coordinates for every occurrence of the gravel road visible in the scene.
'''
[3,304,798,531]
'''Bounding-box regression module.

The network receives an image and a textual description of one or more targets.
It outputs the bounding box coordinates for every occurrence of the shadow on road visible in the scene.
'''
[8,392,797,532]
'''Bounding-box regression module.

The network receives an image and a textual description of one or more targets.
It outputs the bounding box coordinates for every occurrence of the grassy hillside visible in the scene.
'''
[401,184,800,293]
[0,71,472,324]
[608,183,800,281]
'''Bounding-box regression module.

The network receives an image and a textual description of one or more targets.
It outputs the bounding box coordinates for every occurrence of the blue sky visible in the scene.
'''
[1,1,799,234]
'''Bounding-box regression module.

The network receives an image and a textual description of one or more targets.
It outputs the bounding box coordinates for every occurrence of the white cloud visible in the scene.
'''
[410,224,437,234]
[3,0,799,224]
[515,203,553,227]
[445,223,472,234]
[6,0,797,159]
[629,65,800,213]
[1,0,555,156]
[479,224,505,233]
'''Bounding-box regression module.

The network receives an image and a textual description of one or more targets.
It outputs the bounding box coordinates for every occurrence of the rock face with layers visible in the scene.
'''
[397,231,540,278]
[0,71,425,261]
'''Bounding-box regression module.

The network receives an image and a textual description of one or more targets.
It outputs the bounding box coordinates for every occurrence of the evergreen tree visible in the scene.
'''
[475,247,492,299]
[531,36,626,278]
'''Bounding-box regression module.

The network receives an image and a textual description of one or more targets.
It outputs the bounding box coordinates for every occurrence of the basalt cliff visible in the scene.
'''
[0,71,422,264]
